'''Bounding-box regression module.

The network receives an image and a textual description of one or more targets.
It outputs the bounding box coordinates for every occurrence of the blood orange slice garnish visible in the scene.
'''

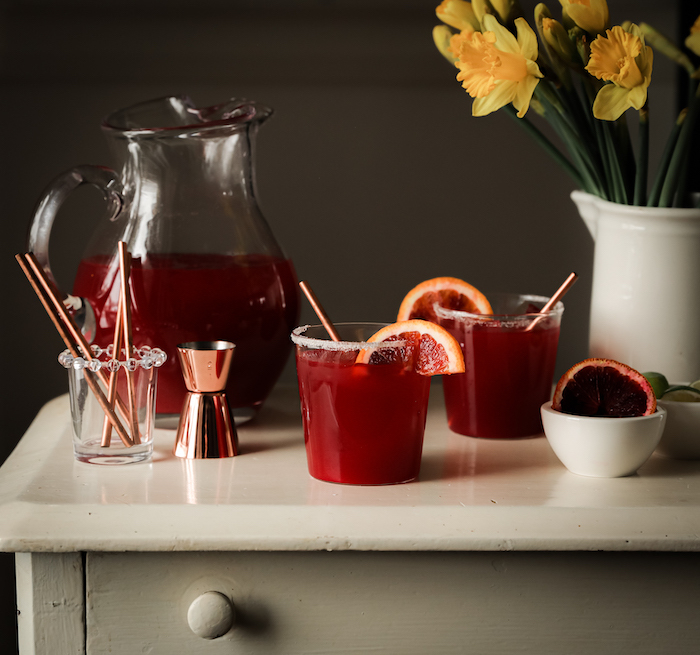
[397,276,492,323]
[552,358,657,417]
[355,319,465,376]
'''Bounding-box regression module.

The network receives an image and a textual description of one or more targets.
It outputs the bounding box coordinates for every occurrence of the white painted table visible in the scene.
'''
[2,384,700,654]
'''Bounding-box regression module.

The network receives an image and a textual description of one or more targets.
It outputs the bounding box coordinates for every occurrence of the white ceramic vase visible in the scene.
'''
[572,190,700,384]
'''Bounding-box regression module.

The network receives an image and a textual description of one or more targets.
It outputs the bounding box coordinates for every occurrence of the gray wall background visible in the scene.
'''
[0,0,681,651]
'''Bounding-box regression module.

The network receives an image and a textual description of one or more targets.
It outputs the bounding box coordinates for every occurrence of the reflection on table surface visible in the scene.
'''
[2,384,700,553]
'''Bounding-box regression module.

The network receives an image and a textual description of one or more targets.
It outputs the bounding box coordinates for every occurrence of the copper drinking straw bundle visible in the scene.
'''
[16,242,141,448]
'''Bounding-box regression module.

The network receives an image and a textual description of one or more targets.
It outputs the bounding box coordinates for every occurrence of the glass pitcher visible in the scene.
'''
[28,95,300,420]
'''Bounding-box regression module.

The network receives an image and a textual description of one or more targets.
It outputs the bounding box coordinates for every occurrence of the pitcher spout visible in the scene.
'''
[571,190,598,240]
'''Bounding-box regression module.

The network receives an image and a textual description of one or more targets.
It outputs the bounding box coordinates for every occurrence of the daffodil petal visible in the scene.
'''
[525,59,543,79]
[588,26,652,86]
[561,0,609,34]
[484,14,520,55]
[515,17,539,61]
[592,83,631,121]
[513,74,540,117]
[627,86,647,110]
[433,25,458,62]
[473,80,518,116]
[472,0,487,23]
[687,16,700,56]
[452,10,541,119]
[640,46,653,79]
[687,32,700,56]
[436,0,479,32]
[491,0,516,22]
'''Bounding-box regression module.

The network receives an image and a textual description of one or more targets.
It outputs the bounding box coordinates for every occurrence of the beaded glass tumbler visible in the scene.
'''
[59,345,166,464]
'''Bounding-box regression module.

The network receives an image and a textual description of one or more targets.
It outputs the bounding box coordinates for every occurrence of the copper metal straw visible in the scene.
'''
[23,252,132,426]
[526,271,578,332]
[118,242,141,443]
[299,280,341,342]
[100,290,125,446]
[16,253,134,447]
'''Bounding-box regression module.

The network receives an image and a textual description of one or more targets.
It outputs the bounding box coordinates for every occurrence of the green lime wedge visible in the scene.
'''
[643,371,669,399]
[661,385,700,402]
[690,379,700,391]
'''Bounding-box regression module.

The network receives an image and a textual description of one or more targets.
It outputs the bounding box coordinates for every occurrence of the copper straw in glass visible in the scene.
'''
[100,294,125,447]
[299,280,341,342]
[118,242,141,443]
[16,253,133,447]
[525,272,578,332]
[23,252,132,427]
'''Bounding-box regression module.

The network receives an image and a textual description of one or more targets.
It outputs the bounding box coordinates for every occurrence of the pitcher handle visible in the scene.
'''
[26,165,124,341]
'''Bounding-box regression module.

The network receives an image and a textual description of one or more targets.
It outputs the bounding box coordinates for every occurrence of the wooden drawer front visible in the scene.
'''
[87,551,700,654]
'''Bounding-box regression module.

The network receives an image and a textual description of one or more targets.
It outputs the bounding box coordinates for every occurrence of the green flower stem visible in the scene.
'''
[540,100,606,195]
[634,108,649,206]
[640,23,696,78]
[659,85,700,207]
[502,105,585,190]
[602,122,628,204]
[648,109,686,206]
[535,85,608,196]
[561,82,595,136]
[616,115,637,201]
[556,84,602,169]
[592,118,615,201]
[673,148,691,208]
[538,82,584,139]
[688,78,699,109]
[677,79,700,205]
[578,76,615,201]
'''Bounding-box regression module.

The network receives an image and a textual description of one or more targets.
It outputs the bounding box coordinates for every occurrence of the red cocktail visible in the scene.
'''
[74,253,299,416]
[435,293,563,439]
[292,323,431,484]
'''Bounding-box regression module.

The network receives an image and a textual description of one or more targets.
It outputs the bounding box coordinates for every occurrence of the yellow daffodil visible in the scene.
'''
[559,0,609,35]
[452,14,542,118]
[542,16,578,65]
[436,0,479,33]
[686,15,700,56]
[472,0,517,24]
[586,24,653,121]
[433,25,458,63]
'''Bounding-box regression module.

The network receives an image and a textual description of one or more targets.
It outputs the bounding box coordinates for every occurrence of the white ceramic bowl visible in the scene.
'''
[540,402,667,478]
[656,400,700,459]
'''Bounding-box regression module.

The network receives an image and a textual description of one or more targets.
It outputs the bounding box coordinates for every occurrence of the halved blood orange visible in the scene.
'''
[552,358,657,417]
[397,276,492,323]
[356,319,465,376]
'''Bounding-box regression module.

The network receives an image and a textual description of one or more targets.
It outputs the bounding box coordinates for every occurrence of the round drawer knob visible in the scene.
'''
[187,591,236,639]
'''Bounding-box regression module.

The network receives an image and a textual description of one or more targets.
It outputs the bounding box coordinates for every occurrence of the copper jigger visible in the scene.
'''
[173,341,238,459]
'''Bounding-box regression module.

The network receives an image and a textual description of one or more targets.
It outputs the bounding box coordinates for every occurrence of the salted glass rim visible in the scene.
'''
[434,292,564,321]
[291,323,407,352]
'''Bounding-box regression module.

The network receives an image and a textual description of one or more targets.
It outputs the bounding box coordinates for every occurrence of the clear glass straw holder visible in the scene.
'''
[59,345,166,465]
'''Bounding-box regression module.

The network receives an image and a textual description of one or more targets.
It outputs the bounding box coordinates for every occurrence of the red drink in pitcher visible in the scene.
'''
[73,253,300,415]
[436,293,563,439]
[292,324,430,485]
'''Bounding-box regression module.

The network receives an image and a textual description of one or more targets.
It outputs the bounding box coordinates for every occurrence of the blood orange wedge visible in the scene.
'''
[552,358,656,417]
[355,319,465,376]
[397,276,492,323]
